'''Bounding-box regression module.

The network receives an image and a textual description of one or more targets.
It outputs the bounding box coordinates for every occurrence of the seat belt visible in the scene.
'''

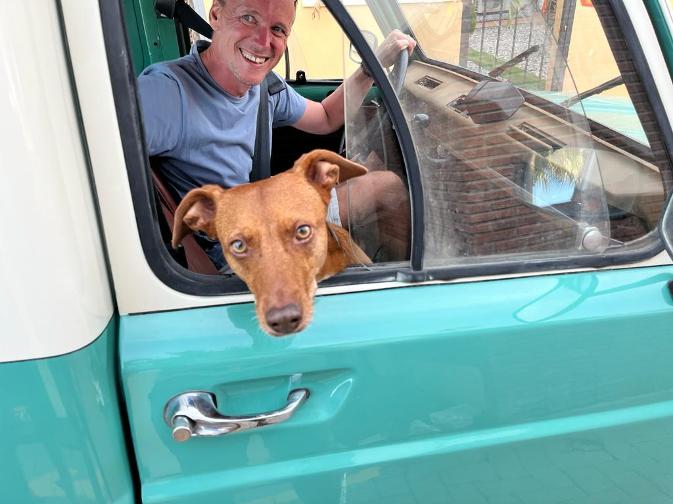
[155,0,213,39]
[251,77,270,182]
[251,73,287,181]
[149,159,219,274]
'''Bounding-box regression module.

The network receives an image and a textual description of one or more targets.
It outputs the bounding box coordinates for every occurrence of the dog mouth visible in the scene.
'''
[240,48,270,65]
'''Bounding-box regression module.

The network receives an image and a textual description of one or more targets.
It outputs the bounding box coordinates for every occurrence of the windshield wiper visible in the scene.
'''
[488,45,540,78]
[560,76,623,107]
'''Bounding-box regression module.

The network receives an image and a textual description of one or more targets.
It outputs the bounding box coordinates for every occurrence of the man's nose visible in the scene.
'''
[252,26,271,48]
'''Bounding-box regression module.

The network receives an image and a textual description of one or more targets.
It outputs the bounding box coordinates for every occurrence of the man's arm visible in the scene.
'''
[292,30,416,136]
[292,66,371,135]
[137,72,183,156]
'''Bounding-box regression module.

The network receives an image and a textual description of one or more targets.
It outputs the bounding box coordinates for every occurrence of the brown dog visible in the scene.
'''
[172,150,371,336]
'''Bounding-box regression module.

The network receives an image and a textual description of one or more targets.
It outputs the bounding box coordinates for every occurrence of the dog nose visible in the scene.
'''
[265,304,302,335]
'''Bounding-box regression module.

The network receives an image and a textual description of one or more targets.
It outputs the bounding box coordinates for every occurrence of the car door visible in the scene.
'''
[88,0,673,502]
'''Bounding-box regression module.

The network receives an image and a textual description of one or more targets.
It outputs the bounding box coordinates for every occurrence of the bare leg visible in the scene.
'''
[336,171,410,261]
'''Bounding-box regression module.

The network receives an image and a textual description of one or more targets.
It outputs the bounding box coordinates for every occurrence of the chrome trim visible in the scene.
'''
[163,389,309,442]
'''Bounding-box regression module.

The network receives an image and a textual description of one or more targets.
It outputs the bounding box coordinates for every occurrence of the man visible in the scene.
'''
[138,0,416,268]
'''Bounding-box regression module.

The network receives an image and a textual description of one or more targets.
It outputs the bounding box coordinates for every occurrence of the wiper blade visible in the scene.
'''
[488,45,540,78]
[560,76,623,107]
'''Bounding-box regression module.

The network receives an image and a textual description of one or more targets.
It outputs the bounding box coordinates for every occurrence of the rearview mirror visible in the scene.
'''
[449,80,525,124]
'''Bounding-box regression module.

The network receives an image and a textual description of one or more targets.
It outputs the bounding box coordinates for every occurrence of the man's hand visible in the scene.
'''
[376,29,417,68]
[293,30,417,136]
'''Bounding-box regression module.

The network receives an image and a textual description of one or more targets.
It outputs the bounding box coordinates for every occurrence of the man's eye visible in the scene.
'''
[295,225,312,241]
[241,14,255,23]
[230,239,248,255]
[272,26,287,37]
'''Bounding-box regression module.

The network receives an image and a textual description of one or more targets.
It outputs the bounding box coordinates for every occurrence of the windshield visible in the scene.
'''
[339,0,666,267]
[405,0,647,143]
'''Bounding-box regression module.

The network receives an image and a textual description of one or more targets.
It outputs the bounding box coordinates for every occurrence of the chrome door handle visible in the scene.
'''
[163,389,309,442]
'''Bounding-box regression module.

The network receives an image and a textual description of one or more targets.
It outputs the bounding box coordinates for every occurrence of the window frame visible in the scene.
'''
[101,0,424,296]
[100,0,673,298]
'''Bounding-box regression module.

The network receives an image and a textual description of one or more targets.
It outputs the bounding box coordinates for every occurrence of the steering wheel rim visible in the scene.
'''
[388,49,409,95]
[339,49,409,155]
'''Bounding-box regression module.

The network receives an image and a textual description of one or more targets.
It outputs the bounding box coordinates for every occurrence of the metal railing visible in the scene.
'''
[462,0,575,91]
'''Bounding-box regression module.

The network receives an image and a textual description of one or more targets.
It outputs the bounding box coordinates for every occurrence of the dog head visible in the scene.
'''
[172,149,367,336]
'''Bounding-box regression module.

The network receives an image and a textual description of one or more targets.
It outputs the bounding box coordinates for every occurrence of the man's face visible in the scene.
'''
[209,0,295,95]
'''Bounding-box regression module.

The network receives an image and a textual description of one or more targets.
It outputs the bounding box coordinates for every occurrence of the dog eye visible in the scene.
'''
[230,239,247,254]
[295,225,312,240]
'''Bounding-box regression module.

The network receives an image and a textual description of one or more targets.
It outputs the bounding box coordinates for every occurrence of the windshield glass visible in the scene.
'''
[406,0,647,143]
[339,0,666,267]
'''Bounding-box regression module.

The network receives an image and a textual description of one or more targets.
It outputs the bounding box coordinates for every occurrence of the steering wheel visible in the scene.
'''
[339,49,410,156]
[388,49,409,95]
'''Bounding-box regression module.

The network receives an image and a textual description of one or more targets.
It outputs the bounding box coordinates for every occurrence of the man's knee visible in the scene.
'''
[370,171,408,211]
[336,170,407,224]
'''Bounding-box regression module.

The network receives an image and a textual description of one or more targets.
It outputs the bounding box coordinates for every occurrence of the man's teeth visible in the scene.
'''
[241,50,267,64]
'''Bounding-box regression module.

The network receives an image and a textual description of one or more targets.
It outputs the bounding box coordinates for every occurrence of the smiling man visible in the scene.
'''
[201,0,296,97]
[138,0,415,268]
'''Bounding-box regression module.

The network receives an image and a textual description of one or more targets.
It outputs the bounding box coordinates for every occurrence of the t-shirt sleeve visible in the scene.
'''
[137,70,183,156]
[271,78,308,128]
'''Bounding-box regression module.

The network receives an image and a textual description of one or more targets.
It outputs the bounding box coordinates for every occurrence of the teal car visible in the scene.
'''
[3,0,673,502]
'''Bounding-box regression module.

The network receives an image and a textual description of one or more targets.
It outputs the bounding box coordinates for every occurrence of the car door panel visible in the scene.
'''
[106,1,673,502]
[120,266,673,503]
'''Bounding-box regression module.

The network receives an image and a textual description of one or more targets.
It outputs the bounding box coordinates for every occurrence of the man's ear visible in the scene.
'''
[209,1,221,26]
[292,149,368,201]
[172,185,225,249]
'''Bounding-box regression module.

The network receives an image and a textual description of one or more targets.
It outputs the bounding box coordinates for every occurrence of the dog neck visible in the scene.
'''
[317,222,371,280]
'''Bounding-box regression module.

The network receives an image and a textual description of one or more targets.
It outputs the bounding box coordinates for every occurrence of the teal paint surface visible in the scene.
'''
[0,318,135,504]
[121,266,673,503]
[122,0,148,76]
[123,0,182,76]
[291,84,379,102]
[291,84,339,102]
[645,0,673,79]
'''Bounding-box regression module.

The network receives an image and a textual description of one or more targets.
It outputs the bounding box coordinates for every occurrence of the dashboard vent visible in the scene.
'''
[416,76,442,89]
[507,122,566,156]
[518,122,565,151]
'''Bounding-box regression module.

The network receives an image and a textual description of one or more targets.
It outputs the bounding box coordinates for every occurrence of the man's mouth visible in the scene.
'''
[240,48,269,65]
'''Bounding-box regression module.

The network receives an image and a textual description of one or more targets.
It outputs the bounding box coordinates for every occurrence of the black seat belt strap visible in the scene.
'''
[174,2,213,38]
[155,0,213,39]
[251,77,271,182]
[251,73,287,182]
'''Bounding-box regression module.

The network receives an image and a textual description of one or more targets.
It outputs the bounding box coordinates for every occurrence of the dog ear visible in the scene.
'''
[172,185,225,248]
[293,149,368,198]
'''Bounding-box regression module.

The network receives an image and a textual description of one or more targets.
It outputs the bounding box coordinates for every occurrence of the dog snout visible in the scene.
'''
[265,303,303,335]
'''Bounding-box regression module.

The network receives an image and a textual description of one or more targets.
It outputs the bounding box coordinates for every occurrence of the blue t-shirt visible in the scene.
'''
[138,40,307,198]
